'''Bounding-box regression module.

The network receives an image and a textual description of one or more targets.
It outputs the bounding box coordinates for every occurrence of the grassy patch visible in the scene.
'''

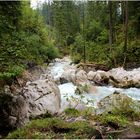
[64,108,80,117]
[7,117,97,139]
[64,107,95,119]
[111,100,140,121]
[98,113,130,129]
[132,126,140,133]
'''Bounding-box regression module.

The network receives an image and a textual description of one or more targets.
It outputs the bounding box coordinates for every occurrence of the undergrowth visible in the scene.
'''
[7,118,97,139]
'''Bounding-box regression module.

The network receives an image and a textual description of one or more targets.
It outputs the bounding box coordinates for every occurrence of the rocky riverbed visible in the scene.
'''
[0,56,140,135]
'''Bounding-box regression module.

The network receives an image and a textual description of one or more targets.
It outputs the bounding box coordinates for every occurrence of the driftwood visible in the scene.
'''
[106,127,129,134]
[126,134,140,139]
[77,63,109,72]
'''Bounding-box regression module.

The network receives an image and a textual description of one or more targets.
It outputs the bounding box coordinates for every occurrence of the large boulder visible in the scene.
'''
[97,92,133,113]
[75,70,90,86]
[87,67,140,88]
[87,71,96,81]
[59,69,89,86]
[0,93,29,129]
[23,79,61,117]
[0,79,61,129]
[109,67,140,88]
[60,68,76,84]
[87,70,110,86]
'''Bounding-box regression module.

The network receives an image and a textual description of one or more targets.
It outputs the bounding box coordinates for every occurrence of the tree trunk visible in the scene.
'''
[109,1,113,45]
[123,1,128,67]
[124,1,128,53]
[83,2,86,63]
[109,1,116,66]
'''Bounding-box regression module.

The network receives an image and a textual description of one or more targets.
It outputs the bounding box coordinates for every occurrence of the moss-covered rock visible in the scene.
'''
[7,117,101,139]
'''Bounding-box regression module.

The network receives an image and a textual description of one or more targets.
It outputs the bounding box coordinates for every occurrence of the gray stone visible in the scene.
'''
[23,79,61,116]
[0,94,29,128]
[8,116,17,127]
[109,67,140,88]
[75,70,90,86]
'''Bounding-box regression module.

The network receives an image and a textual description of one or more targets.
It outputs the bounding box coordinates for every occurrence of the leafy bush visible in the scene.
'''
[99,113,129,128]
[86,42,111,64]
[0,2,60,80]
[86,20,102,41]
[45,43,60,60]
[111,97,140,120]
[70,34,84,63]
[0,66,24,79]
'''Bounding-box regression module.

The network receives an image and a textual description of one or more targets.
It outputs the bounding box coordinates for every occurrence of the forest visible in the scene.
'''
[0,0,140,139]
[40,0,140,67]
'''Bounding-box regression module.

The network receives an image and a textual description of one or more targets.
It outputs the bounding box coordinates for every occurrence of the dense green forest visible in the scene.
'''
[1,1,140,139]
[39,1,140,66]
[0,1,59,81]
[0,1,140,81]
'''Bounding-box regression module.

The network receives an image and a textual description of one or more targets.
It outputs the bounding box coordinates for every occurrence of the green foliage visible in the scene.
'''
[81,107,95,118]
[51,1,80,47]
[111,39,140,67]
[0,66,24,79]
[97,28,109,43]
[69,1,140,67]
[111,97,140,120]
[44,43,60,60]
[99,113,129,128]
[97,97,140,131]
[86,20,102,41]
[28,1,140,67]
[133,126,140,133]
[64,107,95,120]
[0,1,59,80]
[0,1,139,79]
[64,108,80,117]
[87,42,110,64]
[0,1,22,32]
[7,117,97,139]
[70,34,84,63]
[75,84,91,94]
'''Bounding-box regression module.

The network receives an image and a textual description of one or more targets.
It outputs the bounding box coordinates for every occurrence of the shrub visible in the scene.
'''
[99,113,129,128]
[0,2,60,81]
[45,43,60,60]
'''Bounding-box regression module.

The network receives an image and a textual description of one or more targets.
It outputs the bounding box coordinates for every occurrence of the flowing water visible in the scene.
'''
[50,57,140,109]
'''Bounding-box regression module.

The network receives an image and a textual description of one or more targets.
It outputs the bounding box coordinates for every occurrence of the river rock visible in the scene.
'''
[0,94,29,129]
[0,76,61,129]
[60,68,76,84]
[23,79,61,117]
[109,67,140,88]
[75,70,89,86]
[87,70,110,85]
[97,92,133,112]
[87,71,96,80]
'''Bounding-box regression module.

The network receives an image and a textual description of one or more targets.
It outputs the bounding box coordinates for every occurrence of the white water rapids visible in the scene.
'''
[50,57,140,109]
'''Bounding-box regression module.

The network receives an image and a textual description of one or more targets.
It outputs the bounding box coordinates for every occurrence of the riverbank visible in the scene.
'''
[1,56,140,139]
[6,106,140,139]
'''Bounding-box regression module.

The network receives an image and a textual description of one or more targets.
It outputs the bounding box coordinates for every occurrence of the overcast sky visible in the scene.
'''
[31,0,48,8]
[30,0,87,8]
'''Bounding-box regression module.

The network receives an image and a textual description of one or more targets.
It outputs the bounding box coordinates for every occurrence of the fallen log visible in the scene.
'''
[77,63,109,72]
[106,127,129,134]
[126,134,140,139]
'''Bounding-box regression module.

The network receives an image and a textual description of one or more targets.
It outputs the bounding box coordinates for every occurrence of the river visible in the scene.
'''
[50,57,140,110]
